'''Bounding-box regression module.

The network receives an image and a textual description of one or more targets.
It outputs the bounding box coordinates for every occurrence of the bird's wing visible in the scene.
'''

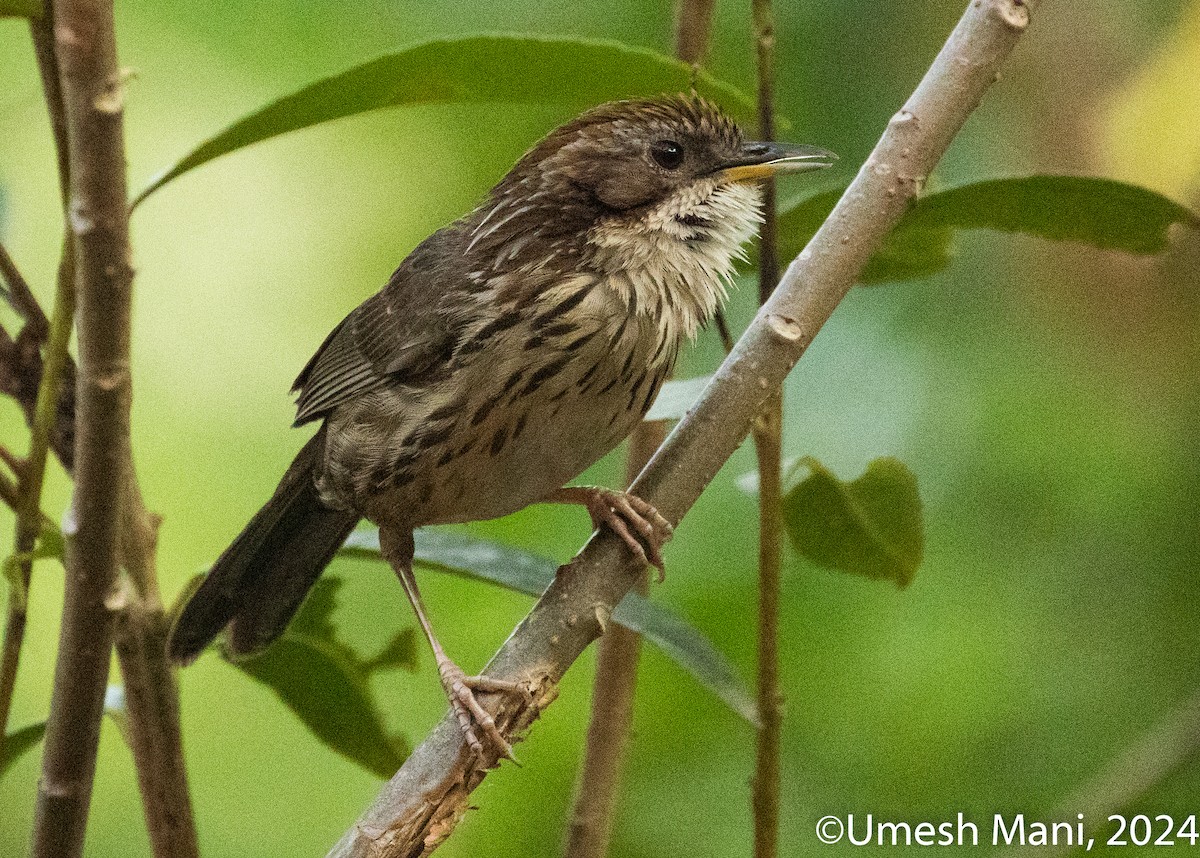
[291,232,467,426]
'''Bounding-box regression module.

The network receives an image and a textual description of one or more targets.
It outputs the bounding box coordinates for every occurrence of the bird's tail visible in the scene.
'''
[167,429,359,663]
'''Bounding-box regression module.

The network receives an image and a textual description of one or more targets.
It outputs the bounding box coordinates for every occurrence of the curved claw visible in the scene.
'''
[439,660,527,764]
[566,486,674,581]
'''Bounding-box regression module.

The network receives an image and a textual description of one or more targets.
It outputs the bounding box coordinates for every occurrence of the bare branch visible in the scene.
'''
[674,0,716,66]
[749,2,783,855]
[31,0,135,852]
[328,2,1041,854]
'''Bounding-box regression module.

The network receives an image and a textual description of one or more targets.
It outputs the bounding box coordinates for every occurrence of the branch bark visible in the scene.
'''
[30,0,136,853]
[328,2,1041,854]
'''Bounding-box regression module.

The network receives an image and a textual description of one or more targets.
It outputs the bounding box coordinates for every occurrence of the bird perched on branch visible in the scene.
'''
[168,95,834,760]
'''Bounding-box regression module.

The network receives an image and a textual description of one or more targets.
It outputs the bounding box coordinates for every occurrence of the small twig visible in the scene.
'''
[749,1,783,855]
[0,233,74,758]
[328,2,1042,855]
[674,0,716,66]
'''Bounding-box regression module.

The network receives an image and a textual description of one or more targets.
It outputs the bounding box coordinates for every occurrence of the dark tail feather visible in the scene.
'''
[167,429,359,663]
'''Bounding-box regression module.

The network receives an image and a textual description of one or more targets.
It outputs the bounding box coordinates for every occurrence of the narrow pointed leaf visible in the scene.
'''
[224,578,411,778]
[341,529,757,724]
[644,375,712,422]
[782,457,923,587]
[133,34,753,207]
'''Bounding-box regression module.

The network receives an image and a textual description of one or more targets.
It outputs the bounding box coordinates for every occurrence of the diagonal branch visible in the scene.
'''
[328,2,1042,855]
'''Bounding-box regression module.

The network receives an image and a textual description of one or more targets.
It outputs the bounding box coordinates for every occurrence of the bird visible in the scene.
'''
[167,95,834,760]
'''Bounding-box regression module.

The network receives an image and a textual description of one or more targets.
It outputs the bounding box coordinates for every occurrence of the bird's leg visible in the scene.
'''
[547,486,673,579]
[379,527,527,762]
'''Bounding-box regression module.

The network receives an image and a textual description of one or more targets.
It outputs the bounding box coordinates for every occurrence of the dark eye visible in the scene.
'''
[651,140,685,170]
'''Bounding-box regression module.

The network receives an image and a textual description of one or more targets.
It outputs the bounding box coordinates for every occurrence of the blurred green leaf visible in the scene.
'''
[775,176,1197,285]
[0,722,46,779]
[0,0,41,19]
[342,529,757,724]
[644,375,712,422]
[133,34,754,207]
[782,457,923,587]
[226,578,413,779]
[904,176,1199,254]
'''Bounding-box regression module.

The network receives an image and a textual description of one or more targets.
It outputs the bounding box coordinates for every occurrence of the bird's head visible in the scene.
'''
[466,96,835,334]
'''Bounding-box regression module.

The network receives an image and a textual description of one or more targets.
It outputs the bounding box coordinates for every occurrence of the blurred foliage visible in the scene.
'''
[2,1,1200,857]
[0,0,39,19]
[224,578,416,779]
[780,457,923,588]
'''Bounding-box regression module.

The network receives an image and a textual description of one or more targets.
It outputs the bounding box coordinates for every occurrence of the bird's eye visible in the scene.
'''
[651,140,685,170]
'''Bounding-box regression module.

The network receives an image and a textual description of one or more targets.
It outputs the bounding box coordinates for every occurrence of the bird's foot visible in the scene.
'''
[437,657,530,763]
[570,486,674,580]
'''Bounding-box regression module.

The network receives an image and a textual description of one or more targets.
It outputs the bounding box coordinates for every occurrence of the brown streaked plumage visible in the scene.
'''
[167,95,834,760]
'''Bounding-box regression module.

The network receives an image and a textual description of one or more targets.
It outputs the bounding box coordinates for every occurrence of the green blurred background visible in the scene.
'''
[2,0,1199,854]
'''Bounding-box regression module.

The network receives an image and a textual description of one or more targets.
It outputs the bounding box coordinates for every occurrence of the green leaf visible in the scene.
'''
[644,375,712,422]
[341,529,757,724]
[904,176,1199,254]
[775,176,1196,286]
[0,0,42,19]
[133,34,754,207]
[782,457,924,587]
[1,722,46,779]
[225,578,412,779]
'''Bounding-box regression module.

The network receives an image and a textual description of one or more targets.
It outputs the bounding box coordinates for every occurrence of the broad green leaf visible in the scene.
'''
[782,457,923,587]
[904,176,1199,254]
[226,578,413,778]
[644,375,712,422]
[133,34,754,207]
[775,176,1197,285]
[341,529,757,724]
[1,722,46,779]
[0,0,41,19]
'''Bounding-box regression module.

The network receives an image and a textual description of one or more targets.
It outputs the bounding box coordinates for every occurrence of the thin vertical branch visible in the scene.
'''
[31,0,135,852]
[750,4,784,856]
[675,0,716,66]
[563,5,718,854]
[28,4,198,854]
[0,1,77,760]
[0,238,73,753]
[562,423,662,858]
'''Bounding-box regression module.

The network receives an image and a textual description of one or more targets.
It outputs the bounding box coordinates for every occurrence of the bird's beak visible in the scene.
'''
[718,141,838,183]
